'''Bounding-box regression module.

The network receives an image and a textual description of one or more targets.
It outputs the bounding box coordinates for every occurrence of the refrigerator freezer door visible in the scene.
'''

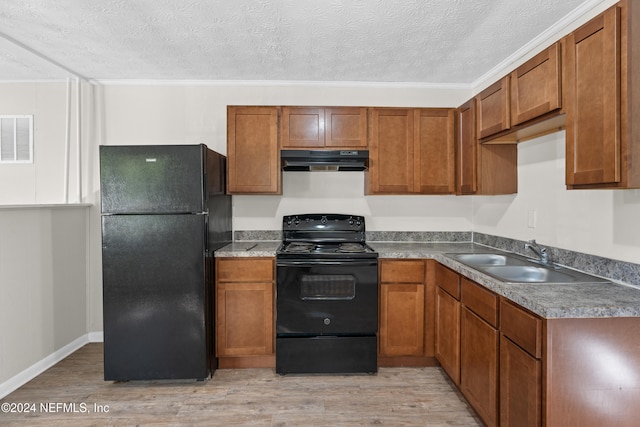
[102,214,209,380]
[100,145,205,214]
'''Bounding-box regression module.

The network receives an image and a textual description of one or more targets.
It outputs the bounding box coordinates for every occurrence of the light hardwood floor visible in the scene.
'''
[0,344,481,426]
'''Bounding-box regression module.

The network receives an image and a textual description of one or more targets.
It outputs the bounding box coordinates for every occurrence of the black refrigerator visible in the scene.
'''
[100,144,231,381]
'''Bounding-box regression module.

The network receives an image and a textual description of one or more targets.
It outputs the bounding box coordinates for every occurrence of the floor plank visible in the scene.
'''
[0,344,481,426]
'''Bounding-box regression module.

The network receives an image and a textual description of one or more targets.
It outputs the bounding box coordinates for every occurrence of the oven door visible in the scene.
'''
[276,259,378,336]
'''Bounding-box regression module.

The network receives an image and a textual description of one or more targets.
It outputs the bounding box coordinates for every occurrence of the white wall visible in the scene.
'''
[0,82,92,397]
[0,206,88,393]
[0,81,89,205]
[473,131,640,265]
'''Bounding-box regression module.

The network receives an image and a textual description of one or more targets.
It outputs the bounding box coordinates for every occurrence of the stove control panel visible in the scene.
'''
[282,214,365,232]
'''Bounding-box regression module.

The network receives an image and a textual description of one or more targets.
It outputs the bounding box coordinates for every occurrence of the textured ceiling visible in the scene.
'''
[0,0,591,84]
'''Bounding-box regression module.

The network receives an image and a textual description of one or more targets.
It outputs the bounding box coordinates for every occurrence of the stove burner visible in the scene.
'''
[286,242,316,253]
[337,243,368,253]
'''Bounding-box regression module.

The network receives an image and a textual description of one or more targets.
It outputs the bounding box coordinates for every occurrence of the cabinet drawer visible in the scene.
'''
[500,299,542,358]
[380,260,425,283]
[217,258,274,282]
[435,263,461,300]
[461,278,499,328]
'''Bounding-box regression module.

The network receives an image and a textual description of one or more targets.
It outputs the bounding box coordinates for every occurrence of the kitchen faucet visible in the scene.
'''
[525,239,549,265]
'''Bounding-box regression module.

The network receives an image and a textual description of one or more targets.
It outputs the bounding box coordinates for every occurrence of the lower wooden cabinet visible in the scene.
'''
[499,298,542,427]
[378,259,436,366]
[500,335,541,427]
[461,306,499,427]
[460,278,500,427]
[215,257,275,368]
[435,263,461,385]
[380,282,424,356]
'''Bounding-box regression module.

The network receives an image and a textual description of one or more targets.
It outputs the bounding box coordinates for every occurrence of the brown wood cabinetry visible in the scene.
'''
[511,43,562,127]
[281,106,367,149]
[478,43,563,144]
[544,316,640,426]
[500,300,542,427]
[456,99,477,195]
[460,278,499,427]
[477,76,511,139]
[455,99,518,195]
[215,257,275,368]
[565,1,640,189]
[227,106,281,194]
[379,260,425,357]
[435,260,640,426]
[378,259,436,366]
[434,263,461,385]
[367,108,455,195]
[367,108,413,193]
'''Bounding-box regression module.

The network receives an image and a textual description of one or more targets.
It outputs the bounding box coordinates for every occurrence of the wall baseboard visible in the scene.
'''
[88,331,104,343]
[0,334,90,399]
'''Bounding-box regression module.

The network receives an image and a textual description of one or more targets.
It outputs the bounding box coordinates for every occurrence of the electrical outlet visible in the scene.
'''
[527,210,537,228]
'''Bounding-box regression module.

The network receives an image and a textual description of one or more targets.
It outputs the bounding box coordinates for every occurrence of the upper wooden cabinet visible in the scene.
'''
[281,106,367,149]
[367,107,455,195]
[477,76,511,140]
[565,1,640,189]
[456,99,478,195]
[456,99,518,195]
[477,43,564,143]
[227,106,281,194]
[511,43,562,126]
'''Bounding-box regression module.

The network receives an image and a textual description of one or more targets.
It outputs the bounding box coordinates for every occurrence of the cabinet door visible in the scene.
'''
[456,99,478,195]
[414,109,456,194]
[511,43,562,126]
[477,76,511,139]
[461,307,499,427]
[216,282,274,357]
[281,107,325,148]
[565,6,621,186]
[367,108,414,194]
[500,335,542,427]
[379,283,425,356]
[435,287,460,385]
[325,107,367,148]
[227,106,280,194]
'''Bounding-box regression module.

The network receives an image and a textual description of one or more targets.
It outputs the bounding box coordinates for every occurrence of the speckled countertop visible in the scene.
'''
[215,241,640,319]
[215,241,281,257]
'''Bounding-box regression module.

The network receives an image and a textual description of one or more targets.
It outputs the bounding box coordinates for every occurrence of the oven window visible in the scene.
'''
[300,275,356,300]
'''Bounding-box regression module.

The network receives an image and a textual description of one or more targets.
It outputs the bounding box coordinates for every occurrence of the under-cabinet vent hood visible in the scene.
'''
[281,150,369,171]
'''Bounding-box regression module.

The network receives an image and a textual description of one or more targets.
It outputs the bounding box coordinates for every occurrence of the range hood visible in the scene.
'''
[281,150,369,171]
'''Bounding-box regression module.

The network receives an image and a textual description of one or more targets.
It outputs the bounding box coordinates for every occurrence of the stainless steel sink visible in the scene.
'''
[450,253,531,267]
[481,265,578,283]
[446,252,610,284]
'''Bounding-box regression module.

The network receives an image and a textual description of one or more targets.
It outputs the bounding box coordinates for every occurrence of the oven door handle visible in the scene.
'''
[276,260,378,267]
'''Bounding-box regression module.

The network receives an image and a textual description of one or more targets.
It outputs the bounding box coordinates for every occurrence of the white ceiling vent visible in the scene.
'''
[0,115,33,163]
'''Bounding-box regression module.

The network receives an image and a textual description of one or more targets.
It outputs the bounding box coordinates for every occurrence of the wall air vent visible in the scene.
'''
[0,115,33,163]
